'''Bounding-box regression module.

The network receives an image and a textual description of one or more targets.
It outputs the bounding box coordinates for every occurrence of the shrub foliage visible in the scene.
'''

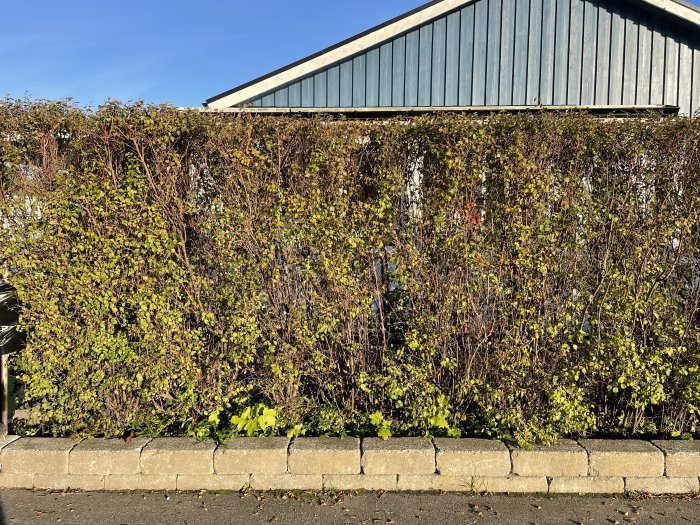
[1,100,699,444]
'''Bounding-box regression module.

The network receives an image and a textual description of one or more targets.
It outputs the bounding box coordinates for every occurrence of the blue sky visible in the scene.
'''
[2,0,699,108]
[1,1,427,107]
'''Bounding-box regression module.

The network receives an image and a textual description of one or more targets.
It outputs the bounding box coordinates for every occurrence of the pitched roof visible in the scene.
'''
[205,0,700,109]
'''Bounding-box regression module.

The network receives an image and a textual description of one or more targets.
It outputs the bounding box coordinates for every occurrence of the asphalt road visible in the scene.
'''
[0,489,698,525]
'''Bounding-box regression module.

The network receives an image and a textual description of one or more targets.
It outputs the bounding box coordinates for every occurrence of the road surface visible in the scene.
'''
[0,489,698,525]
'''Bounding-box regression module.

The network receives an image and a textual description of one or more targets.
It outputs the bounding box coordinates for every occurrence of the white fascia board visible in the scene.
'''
[641,0,700,26]
[206,0,473,109]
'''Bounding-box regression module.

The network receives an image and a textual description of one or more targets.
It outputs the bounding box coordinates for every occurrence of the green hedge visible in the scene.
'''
[1,100,700,444]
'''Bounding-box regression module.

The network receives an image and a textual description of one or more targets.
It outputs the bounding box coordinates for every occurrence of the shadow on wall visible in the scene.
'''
[1,283,23,434]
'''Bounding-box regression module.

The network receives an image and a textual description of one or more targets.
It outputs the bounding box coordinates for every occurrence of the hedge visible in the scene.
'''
[1,99,699,445]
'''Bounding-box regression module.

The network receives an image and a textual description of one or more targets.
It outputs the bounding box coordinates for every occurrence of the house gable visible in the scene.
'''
[206,0,700,115]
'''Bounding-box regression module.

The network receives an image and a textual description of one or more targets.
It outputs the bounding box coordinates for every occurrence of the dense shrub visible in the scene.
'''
[1,99,699,444]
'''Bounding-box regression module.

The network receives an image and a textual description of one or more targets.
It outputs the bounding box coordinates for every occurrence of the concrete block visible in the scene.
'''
[472,476,549,494]
[580,440,664,478]
[0,472,34,489]
[435,439,510,477]
[323,474,398,491]
[362,438,435,476]
[289,438,360,475]
[397,475,477,492]
[437,476,492,492]
[215,437,289,475]
[398,474,550,493]
[549,477,624,494]
[70,438,151,476]
[249,474,323,491]
[34,474,105,491]
[626,477,700,494]
[652,440,700,478]
[67,475,107,491]
[510,439,588,477]
[397,474,443,492]
[0,435,21,451]
[176,474,250,492]
[105,474,177,491]
[1,438,78,476]
[140,438,215,476]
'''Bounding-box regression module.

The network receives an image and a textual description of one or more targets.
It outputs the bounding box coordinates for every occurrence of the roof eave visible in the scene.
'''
[644,0,700,26]
[198,105,681,118]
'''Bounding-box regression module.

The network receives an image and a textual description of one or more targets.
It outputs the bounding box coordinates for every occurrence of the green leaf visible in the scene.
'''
[378,426,392,440]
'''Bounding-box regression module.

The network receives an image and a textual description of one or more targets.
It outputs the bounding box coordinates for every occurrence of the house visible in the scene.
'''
[205,0,700,116]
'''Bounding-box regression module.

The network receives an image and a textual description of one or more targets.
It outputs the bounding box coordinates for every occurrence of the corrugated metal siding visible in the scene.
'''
[246,0,700,115]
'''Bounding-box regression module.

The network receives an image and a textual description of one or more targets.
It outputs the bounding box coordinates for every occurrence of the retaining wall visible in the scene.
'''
[0,436,698,494]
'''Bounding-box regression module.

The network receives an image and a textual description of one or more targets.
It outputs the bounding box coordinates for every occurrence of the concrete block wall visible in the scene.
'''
[0,436,698,494]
